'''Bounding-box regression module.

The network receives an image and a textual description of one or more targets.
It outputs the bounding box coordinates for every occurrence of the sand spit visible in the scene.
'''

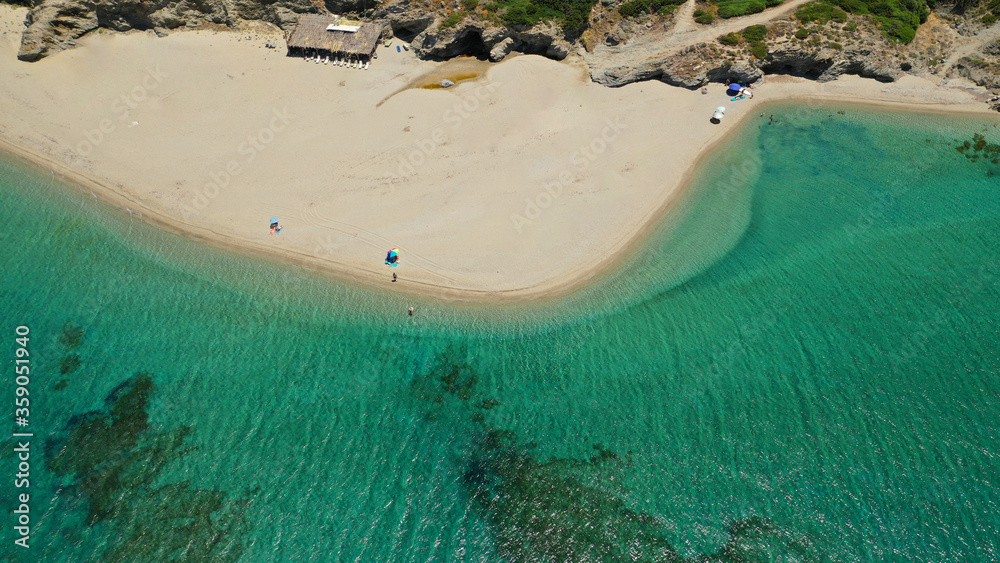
[1,5,994,301]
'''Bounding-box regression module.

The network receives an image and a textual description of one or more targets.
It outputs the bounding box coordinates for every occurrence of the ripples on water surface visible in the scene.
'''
[0,105,998,562]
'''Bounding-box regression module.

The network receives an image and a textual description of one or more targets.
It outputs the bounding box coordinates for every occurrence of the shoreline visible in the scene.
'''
[2,6,998,304]
[5,93,994,305]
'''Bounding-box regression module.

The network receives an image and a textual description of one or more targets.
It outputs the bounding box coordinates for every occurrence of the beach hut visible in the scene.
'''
[286,15,383,65]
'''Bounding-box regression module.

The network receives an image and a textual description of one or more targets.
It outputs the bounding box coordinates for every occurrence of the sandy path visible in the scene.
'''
[670,0,699,37]
[940,22,1000,73]
[592,0,813,67]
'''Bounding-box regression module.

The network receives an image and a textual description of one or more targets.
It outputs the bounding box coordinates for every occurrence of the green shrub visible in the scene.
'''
[829,41,843,49]
[750,40,768,58]
[619,0,685,17]
[696,12,716,23]
[487,0,596,32]
[843,20,858,31]
[463,0,480,8]
[795,27,811,38]
[60,354,81,375]
[795,0,926,42]
[502,5,531,25]
[694,8,706,15]
[619,0,645,16]
[720,32,741,45]
[796,0,837,22]
[658,3,679,13]
[742,24,768,41]
[442,11,465,27]
[714,0,782,18]
[983,14,998,25]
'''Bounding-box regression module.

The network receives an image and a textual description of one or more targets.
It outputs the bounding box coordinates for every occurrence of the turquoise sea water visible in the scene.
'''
[1,105,999,562]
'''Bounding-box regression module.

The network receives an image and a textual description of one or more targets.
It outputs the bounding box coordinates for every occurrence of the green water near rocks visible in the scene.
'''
[1,105,998,561]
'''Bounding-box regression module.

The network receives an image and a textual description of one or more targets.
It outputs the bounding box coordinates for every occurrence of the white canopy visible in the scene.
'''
[326,24,360,33]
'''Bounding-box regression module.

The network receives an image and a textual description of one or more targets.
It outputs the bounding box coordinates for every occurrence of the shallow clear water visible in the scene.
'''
[1,105,998,562]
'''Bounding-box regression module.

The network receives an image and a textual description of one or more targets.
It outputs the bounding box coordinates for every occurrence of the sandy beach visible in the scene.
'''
[1,4,994,300]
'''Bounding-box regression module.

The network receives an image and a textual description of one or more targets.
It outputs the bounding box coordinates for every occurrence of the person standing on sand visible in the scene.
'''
[392,273,397,283]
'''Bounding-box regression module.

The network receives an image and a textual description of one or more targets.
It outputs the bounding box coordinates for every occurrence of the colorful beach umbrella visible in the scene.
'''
[385,248,399,266]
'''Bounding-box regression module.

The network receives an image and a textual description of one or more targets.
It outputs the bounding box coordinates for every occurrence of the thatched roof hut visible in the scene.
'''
[286,15,382,59]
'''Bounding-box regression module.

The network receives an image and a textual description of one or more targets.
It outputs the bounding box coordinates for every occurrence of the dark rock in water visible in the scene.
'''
[45,372,256,561]
[409,346,819,562]
[59,354,82,374]
[60,322,85,349]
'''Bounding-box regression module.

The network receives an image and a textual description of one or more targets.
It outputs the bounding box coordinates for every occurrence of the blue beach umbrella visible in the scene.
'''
[270,217,279,224]
[385,248,400,267]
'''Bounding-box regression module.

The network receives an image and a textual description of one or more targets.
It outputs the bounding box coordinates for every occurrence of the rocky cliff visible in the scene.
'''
[588,17,908,89]
[16,0,318,61]
[10,0,1000,103]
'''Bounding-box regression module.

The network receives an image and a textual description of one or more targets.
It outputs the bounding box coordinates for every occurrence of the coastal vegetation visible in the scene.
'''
[487,0,597,31]
[442,10,465,27]
[795,0,928,42]
[619,0,686,18]
[715,0,785,18]
[720,32,741,44]
[695,8,717,22]
[716,24,771,59]
[741,24,768,41]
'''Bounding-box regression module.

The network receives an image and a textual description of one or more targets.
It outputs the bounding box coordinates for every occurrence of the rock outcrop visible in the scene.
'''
[12,0,1000,99]
[759,45,902,83]
[17,0,318,61]
[18,0,100,62]
[389,18,572,62]
[587,14,909,89]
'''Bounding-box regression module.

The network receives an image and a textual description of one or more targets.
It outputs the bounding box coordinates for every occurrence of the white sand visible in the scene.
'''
[1,5,995,300]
